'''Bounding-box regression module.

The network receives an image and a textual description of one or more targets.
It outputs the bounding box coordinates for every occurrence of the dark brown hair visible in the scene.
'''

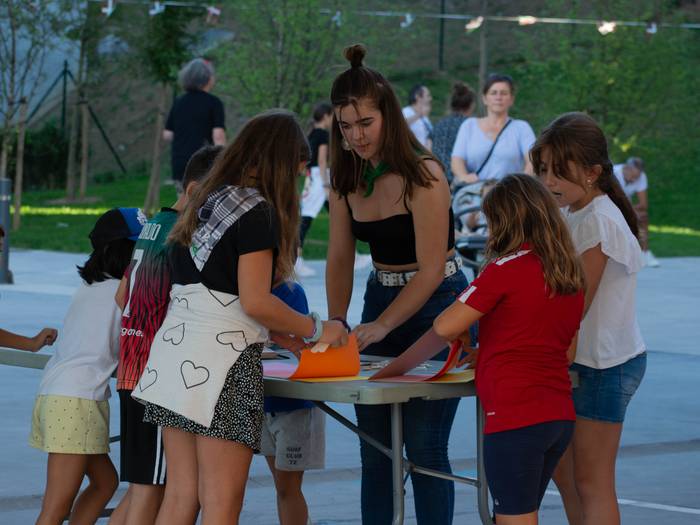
[450,82,475,112]
[530,112,638,237]
[482,174,585,296]
[182,145,223,188]
[169,110,309,279]
[483,73,514,95]
[329,44,439,198]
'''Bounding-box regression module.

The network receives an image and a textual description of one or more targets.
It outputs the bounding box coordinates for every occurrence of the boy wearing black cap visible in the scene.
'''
[109,145,222,525]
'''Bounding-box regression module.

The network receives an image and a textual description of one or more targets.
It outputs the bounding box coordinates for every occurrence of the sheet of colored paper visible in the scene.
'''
[369,329,449,381]
[262,335,360,380]
[431,369,475,383]
[296,375,367,383]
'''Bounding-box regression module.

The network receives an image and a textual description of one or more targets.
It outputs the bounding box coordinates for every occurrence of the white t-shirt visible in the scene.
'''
[451,117,535,181]
[402,106,432,148]
[37,279,122,401]
[613,164,648,198]
[565,195,645,369]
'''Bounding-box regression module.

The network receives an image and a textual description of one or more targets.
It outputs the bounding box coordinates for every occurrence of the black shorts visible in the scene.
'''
[118,390,166,485]
[484,420,574,516]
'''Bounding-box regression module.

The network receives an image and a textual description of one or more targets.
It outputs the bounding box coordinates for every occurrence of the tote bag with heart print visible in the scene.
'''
[132,282,267,427]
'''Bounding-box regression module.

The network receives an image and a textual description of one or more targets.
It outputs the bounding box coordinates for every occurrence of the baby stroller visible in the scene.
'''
[451,182,488,276]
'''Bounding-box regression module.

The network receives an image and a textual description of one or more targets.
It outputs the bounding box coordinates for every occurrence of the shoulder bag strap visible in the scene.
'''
[475,119,513,176]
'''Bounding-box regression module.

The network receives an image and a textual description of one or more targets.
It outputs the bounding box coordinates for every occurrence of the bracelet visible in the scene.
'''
[303,311,323,344]
[331,316,352,333]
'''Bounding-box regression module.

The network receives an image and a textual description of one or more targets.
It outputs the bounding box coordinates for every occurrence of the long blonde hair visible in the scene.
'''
[169,109,309,279]
[482,174,585,296]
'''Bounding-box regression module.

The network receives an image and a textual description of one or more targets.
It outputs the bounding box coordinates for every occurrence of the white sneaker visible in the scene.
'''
[354,253,373,270]
[295,258,317,277]
[644,250,660,268]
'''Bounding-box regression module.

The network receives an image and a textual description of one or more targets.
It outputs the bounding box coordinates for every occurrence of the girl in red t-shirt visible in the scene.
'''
[434,174,585,524]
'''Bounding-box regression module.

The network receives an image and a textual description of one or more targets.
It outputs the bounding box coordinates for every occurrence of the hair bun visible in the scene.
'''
[344,44,367,68]
[453,82,469,95]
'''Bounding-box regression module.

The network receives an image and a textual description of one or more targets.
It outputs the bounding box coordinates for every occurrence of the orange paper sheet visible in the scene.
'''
[263,335,361,380]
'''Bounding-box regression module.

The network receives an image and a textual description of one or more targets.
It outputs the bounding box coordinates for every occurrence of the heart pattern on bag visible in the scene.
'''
[216,331,248,352]
[208,289,238,308]
[172,296,189,309]
[162,323,185,345]
[139,367,158,391]
[180,360,210,389]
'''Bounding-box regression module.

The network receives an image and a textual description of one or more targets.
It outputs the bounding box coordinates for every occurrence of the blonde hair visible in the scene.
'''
[482,174,585,296]
[169,109,309,280]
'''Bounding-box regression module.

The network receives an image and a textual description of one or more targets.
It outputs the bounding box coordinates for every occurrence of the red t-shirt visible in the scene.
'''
[459,247,583,434]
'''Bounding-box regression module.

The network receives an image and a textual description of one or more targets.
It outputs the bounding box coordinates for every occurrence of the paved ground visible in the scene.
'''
[1,250,698,524]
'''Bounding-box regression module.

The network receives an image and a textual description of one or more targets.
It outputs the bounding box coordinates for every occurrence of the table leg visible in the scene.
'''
[476,397,494,524]
[390,402,405,525]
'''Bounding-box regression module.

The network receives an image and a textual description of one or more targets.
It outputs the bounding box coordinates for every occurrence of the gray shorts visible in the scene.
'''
[259,407,325,471]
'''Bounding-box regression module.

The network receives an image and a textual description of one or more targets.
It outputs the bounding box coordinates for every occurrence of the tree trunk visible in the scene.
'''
[144,83,167,214]
[12,99,28,230]
[0,129,10,181]
[79,98,89,199]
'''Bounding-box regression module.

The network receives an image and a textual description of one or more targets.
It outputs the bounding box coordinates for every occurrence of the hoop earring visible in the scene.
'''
[341,137,351,151]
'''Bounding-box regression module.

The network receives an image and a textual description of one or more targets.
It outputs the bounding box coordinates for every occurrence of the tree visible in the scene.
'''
[118,4,198,213]
[214,0,356,117]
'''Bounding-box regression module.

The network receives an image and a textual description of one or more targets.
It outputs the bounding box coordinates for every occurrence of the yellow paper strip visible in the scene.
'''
[431,370,475,383]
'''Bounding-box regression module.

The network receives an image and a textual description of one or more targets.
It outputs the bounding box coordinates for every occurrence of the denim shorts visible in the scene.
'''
[571,352,646,423]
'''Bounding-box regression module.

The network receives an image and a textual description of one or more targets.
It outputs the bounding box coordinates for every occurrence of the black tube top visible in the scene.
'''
[349,206,456,266]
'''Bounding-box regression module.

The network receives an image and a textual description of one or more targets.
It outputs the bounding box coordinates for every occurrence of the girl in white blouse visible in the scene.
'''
[532,112,646,525]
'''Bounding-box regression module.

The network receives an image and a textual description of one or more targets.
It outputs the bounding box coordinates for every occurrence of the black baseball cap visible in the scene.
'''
[89,207,146,250]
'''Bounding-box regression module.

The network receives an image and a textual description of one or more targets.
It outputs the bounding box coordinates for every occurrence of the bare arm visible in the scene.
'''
[212,127,226,146]
[523,155,534,176]
[115,276,128,310]
[238,250,346,345]
[317,144,330,187]
[354,161,451,350]
[580,244,608,314]
[162,129,174,143]
[450,156,478,185]
[0,327,57,352]
[635,189,648,211]
[326,190,356,320]
[433,301,484,342]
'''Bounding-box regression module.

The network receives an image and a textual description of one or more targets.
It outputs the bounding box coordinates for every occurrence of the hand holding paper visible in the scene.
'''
[264,334,360,380]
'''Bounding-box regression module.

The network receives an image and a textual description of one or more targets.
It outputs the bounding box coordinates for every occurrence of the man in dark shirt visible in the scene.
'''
[163,58,226,192]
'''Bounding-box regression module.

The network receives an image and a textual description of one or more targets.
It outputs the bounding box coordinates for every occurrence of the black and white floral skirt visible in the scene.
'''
[144,343,264,451]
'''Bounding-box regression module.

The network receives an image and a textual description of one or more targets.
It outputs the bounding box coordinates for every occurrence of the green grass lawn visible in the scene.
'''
[9,172,700,258]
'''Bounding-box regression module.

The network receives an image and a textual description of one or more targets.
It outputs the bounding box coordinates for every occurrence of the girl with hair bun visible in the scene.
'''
[325,44,469,524]
[432,82,476,186]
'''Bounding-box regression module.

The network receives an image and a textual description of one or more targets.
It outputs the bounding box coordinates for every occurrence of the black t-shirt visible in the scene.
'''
[307,128,329,168]
[165,90,226,181]
[169,201,278,295]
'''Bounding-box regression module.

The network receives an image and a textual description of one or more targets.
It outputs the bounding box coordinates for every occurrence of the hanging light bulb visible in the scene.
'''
[597,21,617,35]
[206,5,221,25]
[101,0,115,17]
[149,1,166,16]
[400,13,415,29]
[518,16,537,26]
[465,16,484,33]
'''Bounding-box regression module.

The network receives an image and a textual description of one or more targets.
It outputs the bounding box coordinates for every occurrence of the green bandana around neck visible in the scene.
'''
[362,161,389,197]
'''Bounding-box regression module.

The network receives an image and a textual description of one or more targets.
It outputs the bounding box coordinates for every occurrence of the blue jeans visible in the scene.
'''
[356,270,469,525]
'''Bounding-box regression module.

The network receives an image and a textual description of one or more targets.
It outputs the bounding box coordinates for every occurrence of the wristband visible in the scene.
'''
[303,311,323,344]
[331,316,352,333]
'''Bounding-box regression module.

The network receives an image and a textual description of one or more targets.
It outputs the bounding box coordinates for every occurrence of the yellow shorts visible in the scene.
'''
[29,395,110,454]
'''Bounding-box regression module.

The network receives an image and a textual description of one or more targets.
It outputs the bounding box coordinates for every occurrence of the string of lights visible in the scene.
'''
[91,0,700,35]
